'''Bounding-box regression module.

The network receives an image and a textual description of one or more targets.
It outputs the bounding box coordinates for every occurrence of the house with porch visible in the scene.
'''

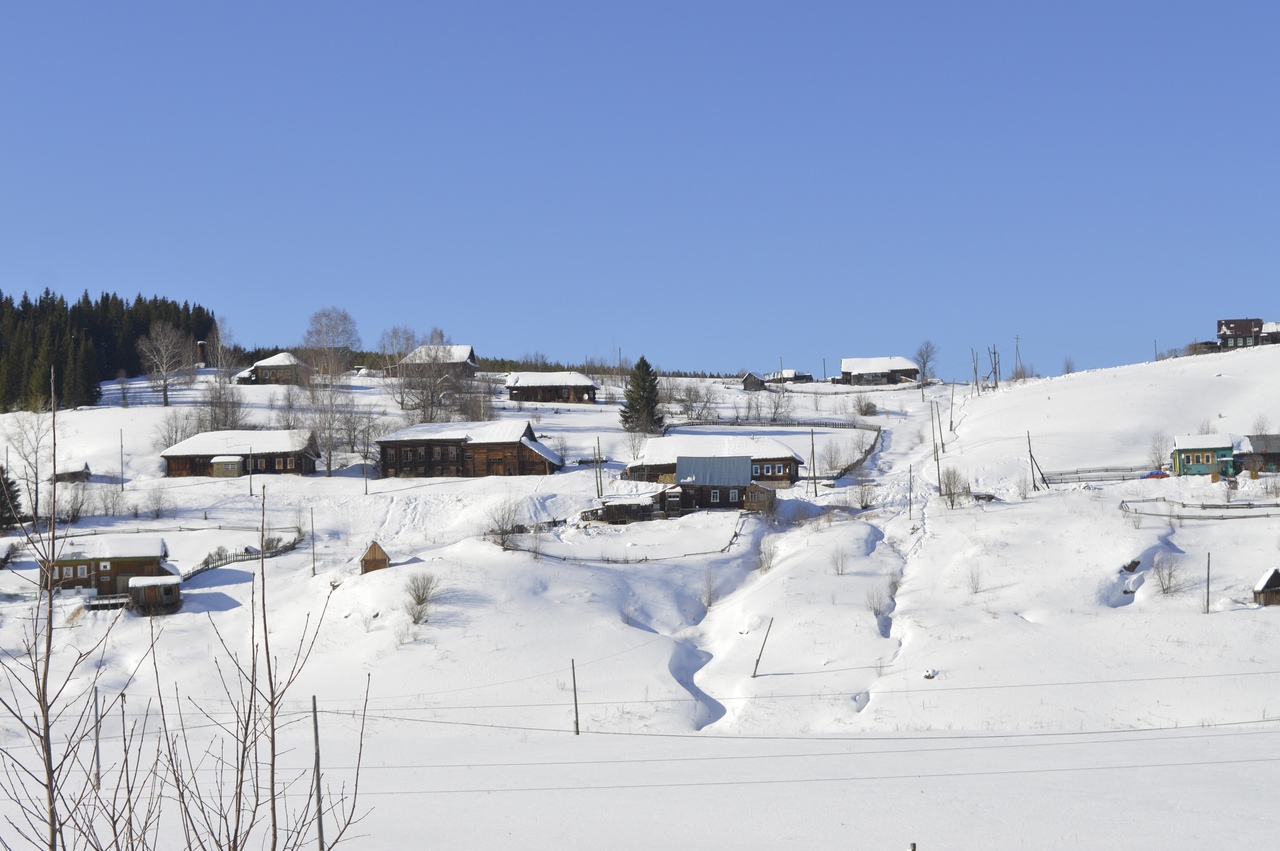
[839,356,920,385]
[626,435,803,485]
[505,371,599,404]
[661,456,777,515]
[1170,434,1237,477]
[377,420,562,478]
[48,536,177,597]
[162,430,319,477]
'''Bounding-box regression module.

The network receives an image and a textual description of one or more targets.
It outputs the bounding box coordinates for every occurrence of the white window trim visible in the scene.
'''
[710,489,720,503]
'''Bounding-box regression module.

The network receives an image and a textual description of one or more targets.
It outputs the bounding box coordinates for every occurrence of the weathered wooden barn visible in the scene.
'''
[127,574,183,615]
[763,369,813,384]
[377,420,563,478]
[839,356,920,386]
[397,344,479,378]
[580,494,663,525]
[626,435,802,485]
[48,536,176,596]
[1254,569,1280,606]
[162,430,319,477]
[360,541,390,574]
[1236,434,1280,474]
[505,371,599,403]
[741,373,767,392]
[50,462,91,484]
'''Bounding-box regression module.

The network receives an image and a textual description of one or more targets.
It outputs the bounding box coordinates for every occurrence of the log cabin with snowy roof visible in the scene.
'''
[242,352,311,386]
[505,371,599,404]
[377,420,563,478]
[839,356,920,386]
[626,435,803,485]
[162,429,320,477]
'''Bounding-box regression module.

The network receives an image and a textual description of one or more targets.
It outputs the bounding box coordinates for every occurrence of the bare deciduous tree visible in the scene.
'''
[376,326,424,408]
[137,322,194,407]
[1152,552,1182,595]
[1148,431,1171,471]
[487,497,521,549]
[765,388,792,423]
[913,340,939,384]
[1062,356,1076,375]
[3,406,53,523]
[404,573,443,625]
[939,466,965,509]
[302,307,362,380]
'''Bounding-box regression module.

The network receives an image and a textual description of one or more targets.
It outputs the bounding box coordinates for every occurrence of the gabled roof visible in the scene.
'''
[377,420,535,445]
[253,352,306,368]
[840,356,918,375]
[1255,568,1280,594]
[162,430,317,458]
[400,345,478,367]
[675,456,753,487]
[1172,434,1238,452]
[1239,435,1280,455]
[58,536,169,562]
[629,435,803,469]
[1218,319,1263,337]
[504,371,599,389]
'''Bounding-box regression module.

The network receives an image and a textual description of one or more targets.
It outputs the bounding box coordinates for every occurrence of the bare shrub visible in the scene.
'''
[145,486,170,519]
[1152,552,1182,595]
[1062,356,1075,375]
[702,568,718,609]
[1253,413,1272,434]
[857,482,875,510]
[854,394,877,417]
[1197,419,1214,435]
[404,573,442,625]
[966,564,983,595]
[864,586,889,617]
[1148,431,1171,471]
[939,467,965,509]
[1016,476,1031,500]
[830,547,848,576]
[487,497,521,549]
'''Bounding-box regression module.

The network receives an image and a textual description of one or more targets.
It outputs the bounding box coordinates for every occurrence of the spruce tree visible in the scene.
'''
[0,465,20,531]
[619,355,664,433]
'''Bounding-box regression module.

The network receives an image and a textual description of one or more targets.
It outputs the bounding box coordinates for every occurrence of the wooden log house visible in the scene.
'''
[839,356,920,386]
[377,420,563,478]
[243,352,311,386]
[664,456,777,515]
[162,430,320,477]
[505,371,599,404]
[1254,569,1280,606]
[626,435,802,485]
[48,536,177,597]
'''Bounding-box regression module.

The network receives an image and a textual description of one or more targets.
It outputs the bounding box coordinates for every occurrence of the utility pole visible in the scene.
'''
[810,430,817,498]
[908,465,913,519]
[949,381,955,432]
[248,446,254,496]
[119,430,124,492]
[1028,432,1037,491]
[312,695,325,851]
[752,618,774,678]
[934,402,945,453]
[93,687,101,791]
[310,508,316,577]
[571,659,580,735]
[1205,552,1211,614]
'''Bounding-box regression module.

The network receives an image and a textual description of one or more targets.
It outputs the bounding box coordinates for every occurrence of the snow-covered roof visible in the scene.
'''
[162,430,316,458]
[1172,434,1238,451]
[378,420,534,445]
[504,371,599,389]
[254,352,305,368]
[400,345,477,367]
[1239,435,1280,455]
[1265,322,1280,335]
[210,455,243,464]
[521,436,564,467]
[128,573,182,588]
[629,435,803,468]
[840,356,918,375]
[1255,568,1280,594]
[59,536,169,562]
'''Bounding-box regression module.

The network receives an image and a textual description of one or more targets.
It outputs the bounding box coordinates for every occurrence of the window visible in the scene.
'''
[386,448,395,463]
[448,447,457,460]
[763,464,772,475]
[1194,454,1202,465]
[1228,338,1235,347]
[77,565,88,578]
[100,562,110,574]
[62,566,73,578]
[224,462,238,471]
[433,446,441,460]
[275,457,284,470]
[752,464,760,476]
[256,458,266,471]
[287,457,295,470]
[778,464,787,475]
[402,449,412,462]
[710,489,720,503]
[1247,337,1254,346]
[729,489,739,502]
[1182,454,1191,467]
[417,447,426,460]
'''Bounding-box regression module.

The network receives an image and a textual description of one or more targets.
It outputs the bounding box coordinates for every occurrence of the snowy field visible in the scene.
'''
[4,349,1280,848]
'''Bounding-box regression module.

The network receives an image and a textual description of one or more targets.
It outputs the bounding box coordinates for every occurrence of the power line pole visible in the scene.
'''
[310,508,316,577]
[1205,552,1211,614]
[312,695,325,850]
[571,659,580,735]
[752,618,774,678]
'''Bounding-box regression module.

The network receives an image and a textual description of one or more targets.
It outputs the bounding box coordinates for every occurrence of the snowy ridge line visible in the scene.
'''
[502,515,750,563]
[55,524,303,539]
[1119,497,1280,520]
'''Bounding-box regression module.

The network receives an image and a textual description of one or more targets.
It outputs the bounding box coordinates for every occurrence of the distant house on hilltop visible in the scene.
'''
[741,373,767,392]
[763,369,812,385]
[242,352,310,386]
[397,345,478,377]
[839,357,919,386]
[505,371,599,404]
[376,420,562,478]
[162,429,319,477]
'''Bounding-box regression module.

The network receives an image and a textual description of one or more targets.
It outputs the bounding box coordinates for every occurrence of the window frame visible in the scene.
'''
[710,489,720,503]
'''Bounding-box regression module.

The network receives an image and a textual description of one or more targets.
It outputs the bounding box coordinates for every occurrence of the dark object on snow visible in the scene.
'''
[1122,559,1140,573]
[971,492,997,503]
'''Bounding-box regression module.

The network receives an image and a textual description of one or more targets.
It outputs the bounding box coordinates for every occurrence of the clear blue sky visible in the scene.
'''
[2,2,1277,379]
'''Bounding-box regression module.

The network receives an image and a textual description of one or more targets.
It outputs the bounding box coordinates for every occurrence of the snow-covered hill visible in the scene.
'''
[3,350,1280,848]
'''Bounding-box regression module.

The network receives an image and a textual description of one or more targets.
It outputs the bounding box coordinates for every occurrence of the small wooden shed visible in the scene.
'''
[360,541,390,574]
[128,573,183,615]
[1254,569,1280,606]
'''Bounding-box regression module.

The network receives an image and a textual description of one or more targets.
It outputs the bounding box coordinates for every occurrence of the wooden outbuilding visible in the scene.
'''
[1236,435,1280,474]
[626,435,802,485]
[127,574,183,615]
[397,344,479,378]
[162,430,320,477]
[742,373,767,392]
[505,372,599,404]
[1254,569,1280,606]
[377,420,563,478]
[51,462,91,484]
[839,357,920,386]
[242,352,311,386]
[360,541,390,574]
[49,536,174,595]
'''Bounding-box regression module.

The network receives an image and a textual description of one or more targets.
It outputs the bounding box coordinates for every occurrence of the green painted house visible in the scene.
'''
[1171,434,1236,477]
